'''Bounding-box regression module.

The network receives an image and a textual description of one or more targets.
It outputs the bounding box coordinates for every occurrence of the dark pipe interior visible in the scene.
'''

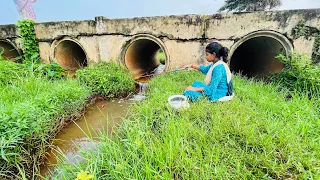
[230,36,285,78]
[125,39,163,80]
[55,40,87,71]
[0,41,20,61]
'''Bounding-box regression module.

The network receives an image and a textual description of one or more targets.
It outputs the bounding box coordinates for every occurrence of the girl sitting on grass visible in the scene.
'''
[183,42,233,101]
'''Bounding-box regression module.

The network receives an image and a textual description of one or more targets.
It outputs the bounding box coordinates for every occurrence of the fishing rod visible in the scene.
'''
[139,67,190,79]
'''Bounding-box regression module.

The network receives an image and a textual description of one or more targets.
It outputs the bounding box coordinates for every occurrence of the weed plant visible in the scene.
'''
[29,62,67,80]
[52,70,320,179]
[0,60,29,85]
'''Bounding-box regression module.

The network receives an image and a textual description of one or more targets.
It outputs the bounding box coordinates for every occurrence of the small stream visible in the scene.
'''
[40,99,131,177]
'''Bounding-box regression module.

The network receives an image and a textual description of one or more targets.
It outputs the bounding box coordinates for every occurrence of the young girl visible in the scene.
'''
[183,42,233,101]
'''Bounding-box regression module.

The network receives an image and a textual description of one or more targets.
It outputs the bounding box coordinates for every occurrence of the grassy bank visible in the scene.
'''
[0,60,135,179]
[52,70,320,179]
[0,61,91,179]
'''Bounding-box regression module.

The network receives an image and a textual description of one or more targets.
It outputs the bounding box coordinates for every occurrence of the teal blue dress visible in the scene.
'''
[183,60,229,101]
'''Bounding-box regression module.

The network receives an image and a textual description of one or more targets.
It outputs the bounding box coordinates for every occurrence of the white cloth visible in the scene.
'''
[217,94,235,102]
[204,60,234,102]
[204,60,232,86]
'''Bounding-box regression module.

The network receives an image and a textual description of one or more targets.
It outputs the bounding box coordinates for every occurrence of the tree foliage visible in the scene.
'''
[219,0,282,12]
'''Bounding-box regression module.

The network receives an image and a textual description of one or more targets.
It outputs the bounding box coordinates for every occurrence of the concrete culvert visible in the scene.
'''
[124,37,167,81]
[54,40,87,71]
[230,32,292,78]
[0,41,20,61]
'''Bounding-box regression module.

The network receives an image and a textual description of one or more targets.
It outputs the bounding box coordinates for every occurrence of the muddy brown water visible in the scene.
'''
[40,99,131,177]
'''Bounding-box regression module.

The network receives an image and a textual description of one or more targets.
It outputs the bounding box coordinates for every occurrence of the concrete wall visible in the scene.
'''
[1,9,320,70]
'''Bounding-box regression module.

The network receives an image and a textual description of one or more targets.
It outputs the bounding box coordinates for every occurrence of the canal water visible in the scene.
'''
[40,99,131,177]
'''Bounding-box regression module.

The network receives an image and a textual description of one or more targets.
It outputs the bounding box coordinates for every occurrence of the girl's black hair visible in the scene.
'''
[205,42,229,63]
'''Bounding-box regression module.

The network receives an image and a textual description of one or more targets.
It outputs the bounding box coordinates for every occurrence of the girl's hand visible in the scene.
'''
[183,64,193,69]
[185,86,194,91]
[183,64,200,70]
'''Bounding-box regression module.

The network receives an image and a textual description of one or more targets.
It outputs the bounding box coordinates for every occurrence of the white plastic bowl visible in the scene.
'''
[168,95,190,109]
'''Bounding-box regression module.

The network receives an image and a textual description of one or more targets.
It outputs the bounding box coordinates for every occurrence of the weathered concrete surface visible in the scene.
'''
[95,15,203,39]
[38,42,51,63]
[78,36,99,62]
[293,37,316,57]
[0,24,18,38]
[1,9,320,73]
[34,20,96,40]
[97,35,131,62]
[205,10,320,40]
[0,25,23,54]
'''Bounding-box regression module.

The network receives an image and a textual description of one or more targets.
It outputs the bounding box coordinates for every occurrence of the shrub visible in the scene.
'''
[76,62,135,98]
[29,62,67,80]
[274,52,320,95]
[0,60,29,85]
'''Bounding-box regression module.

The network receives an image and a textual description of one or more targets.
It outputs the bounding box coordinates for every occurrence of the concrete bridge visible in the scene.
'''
[1,9,320,79]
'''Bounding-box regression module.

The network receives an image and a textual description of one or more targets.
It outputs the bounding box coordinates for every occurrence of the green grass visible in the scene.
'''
[0,59,29,85]
[76,62,135,98]
[0,61,91,179]
[51,71,320,179]
[0,59,66,85]
[0,60,139,179]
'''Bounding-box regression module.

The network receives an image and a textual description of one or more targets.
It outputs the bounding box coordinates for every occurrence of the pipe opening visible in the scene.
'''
[0,41,20,61]
[54,40,87,71]
[124,39,166,81]
[230,36,285,78]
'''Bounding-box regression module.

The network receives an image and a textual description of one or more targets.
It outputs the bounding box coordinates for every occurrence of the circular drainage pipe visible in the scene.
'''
[121,35,169,81]
[52,38,88,71]
[0,40,21,61]
[229,31,293,78]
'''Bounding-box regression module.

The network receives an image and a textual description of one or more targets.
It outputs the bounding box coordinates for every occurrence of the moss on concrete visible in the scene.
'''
[292,21,320,39]
[291,21,320,64]
[312,35,320,64]
[0,24,17,38]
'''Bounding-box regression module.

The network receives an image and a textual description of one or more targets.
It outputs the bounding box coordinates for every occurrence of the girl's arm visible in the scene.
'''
[186,86,204,92]
[186,65,224,93]
[184,64,212,75]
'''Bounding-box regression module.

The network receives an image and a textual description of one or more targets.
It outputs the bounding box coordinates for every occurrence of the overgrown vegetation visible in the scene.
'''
[76,62,135,98]
[0,57,66,82]
[16,20,40,64]
[274,52,320,95]
[52,70,319,179]
[29,62,67,80]
[291,22,320,39]
[0,54,138,178]
[0,59,29,85]
[0,18,136,179]
[0,60,91,179]
[15,20,67,79]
